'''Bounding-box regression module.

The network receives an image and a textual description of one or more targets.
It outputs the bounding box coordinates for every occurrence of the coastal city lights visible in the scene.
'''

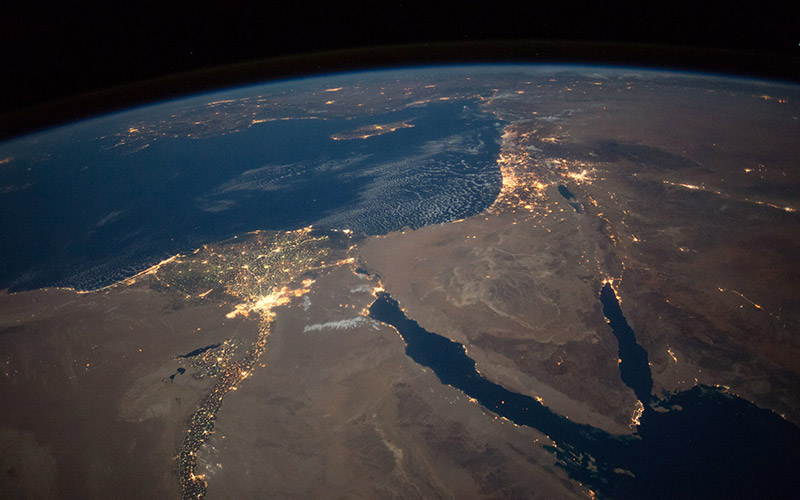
[113,227,356,500]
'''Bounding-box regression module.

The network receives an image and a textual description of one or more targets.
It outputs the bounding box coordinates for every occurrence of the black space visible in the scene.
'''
[1,1,799,137]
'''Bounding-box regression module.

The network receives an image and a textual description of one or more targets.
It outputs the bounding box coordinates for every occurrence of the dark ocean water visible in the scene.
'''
[369,290,800,499]
[0,98,501,291]
[599,283,654,403]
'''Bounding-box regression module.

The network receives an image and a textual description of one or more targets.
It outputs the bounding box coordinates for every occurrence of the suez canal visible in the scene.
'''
[368,283,800,499]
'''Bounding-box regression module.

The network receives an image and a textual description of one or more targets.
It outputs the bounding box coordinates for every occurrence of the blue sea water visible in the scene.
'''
[369,291,800,499]
[0,94,501,291]
[3,63,796,292]
[3,64,799,498]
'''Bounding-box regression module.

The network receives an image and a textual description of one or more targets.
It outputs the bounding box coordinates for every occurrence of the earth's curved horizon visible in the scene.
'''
[2,64,799,499]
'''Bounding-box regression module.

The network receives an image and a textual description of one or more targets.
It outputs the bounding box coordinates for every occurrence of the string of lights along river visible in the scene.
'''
[2,65,800,500]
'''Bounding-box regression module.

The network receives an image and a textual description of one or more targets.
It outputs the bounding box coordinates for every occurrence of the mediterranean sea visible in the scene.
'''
[0,97,501,291]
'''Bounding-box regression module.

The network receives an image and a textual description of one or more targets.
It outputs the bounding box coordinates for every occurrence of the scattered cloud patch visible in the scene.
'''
[95,210,127,228]
[303,317,380,333]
